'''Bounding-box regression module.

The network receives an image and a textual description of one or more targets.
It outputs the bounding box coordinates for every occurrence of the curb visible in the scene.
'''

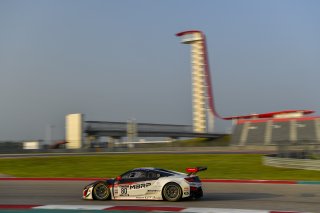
[201,179,298,184]
[0,177,320,184]
[0,204,308,213]
[0,177,102,181]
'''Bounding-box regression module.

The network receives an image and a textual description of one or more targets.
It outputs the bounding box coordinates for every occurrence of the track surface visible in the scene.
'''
[1,181,319,212]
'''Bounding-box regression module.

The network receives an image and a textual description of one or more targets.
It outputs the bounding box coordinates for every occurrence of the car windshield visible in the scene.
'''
[122,171,146,179]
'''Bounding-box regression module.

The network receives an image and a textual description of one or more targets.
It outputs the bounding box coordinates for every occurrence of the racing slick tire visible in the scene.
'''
[162,182,182,202]
[92,182,111,200]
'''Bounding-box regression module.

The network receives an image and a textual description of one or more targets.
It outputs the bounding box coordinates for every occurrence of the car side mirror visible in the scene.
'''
[116,176,122,181]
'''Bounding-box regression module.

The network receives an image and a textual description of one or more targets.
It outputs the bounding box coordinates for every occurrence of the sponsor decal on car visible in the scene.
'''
[136,196,156,199]
[129,183,151,190]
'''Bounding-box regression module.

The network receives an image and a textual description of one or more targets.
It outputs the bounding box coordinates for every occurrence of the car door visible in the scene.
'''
[144,171,162,198]
[114,170,147,199]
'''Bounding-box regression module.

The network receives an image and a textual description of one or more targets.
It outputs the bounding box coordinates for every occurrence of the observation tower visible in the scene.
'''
[176,31,215,133]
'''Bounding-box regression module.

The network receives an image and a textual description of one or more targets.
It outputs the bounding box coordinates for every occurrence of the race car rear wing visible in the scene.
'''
[186,166,207,176]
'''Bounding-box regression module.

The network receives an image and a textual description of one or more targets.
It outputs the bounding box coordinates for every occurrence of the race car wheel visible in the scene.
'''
[93,182,111,200]
[162,182,182,202]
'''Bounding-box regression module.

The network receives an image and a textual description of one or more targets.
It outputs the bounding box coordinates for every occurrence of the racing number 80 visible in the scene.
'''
[121,187,127,195]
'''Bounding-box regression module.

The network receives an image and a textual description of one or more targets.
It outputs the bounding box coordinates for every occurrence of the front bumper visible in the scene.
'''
[82,185,94,200]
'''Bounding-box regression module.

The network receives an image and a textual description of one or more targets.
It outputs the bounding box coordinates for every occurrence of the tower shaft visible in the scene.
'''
[190,39,206,133]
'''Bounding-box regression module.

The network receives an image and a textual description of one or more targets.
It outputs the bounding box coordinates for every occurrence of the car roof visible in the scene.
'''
[132,167,186,176]
[133,167,156,170]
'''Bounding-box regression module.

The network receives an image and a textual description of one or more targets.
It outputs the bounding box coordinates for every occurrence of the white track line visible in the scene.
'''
[34,205,113,210]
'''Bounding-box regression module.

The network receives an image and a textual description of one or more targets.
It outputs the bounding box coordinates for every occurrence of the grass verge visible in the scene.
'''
[0,154,320,180]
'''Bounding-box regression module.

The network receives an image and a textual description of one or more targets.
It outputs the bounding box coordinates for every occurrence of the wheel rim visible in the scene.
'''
[94,183,108,199]
[165,185,180,199]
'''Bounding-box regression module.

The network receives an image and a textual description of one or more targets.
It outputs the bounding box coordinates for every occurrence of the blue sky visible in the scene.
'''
[0,0,319,141]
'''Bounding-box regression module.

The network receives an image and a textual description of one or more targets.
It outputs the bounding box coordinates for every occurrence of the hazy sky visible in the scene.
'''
[0,0,319,141]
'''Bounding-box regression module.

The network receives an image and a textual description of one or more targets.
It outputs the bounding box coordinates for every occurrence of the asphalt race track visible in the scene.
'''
[0,180,319,212]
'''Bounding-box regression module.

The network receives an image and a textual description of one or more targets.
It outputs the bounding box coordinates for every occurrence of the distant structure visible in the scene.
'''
[177,30,320,145]
[65,113,84,149]
[229,110,320,145]
[176,31,215,133]
[65,114,223,149]
[64,31,319,148]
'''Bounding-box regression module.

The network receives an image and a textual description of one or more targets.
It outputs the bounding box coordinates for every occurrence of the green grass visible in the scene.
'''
[0,154,320,180]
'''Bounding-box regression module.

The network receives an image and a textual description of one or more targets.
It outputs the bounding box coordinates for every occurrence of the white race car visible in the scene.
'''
[82,166,207,202]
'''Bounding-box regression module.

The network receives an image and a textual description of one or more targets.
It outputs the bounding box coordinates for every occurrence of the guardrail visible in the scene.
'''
[263,155,320,171]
